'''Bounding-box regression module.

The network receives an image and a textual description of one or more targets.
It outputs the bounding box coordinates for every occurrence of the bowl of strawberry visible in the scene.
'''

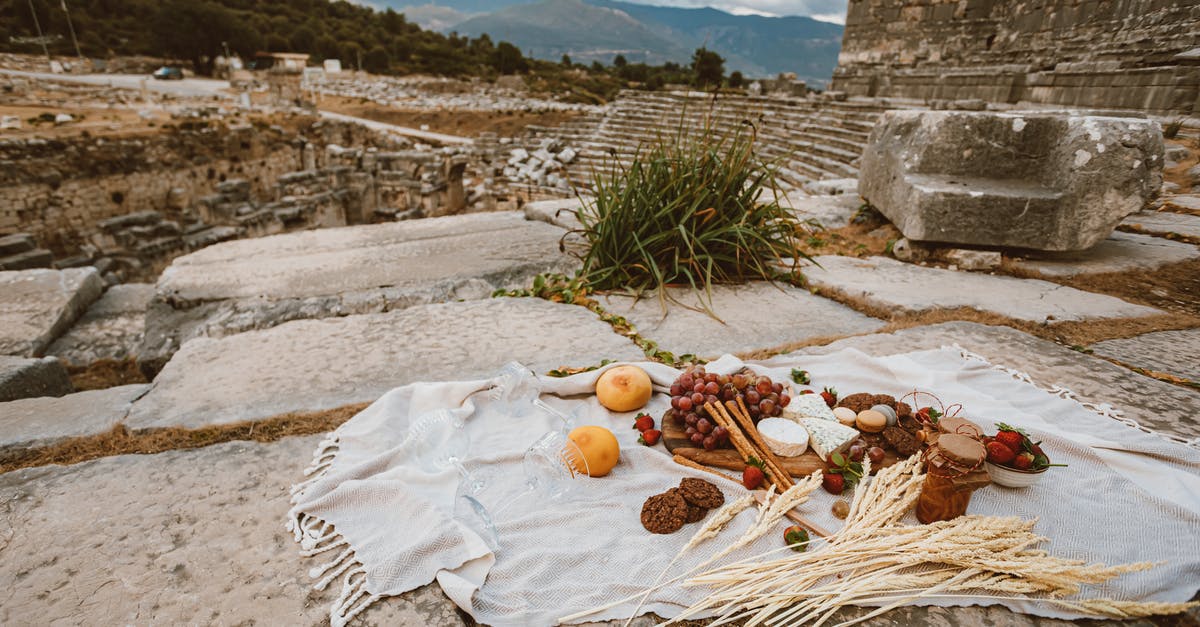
[983,423,1066,488]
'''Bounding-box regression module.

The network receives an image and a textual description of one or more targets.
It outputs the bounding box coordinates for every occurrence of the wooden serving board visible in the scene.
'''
[662,416,902,476]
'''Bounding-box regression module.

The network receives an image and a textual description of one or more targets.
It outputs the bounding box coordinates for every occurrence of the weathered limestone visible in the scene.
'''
[1161,195,1200,213]
[784,192,863,229]
[1090,329,1200,383]
[138,212,579,374]
[0,267,104,357]
[0,384,146,456]
[1007,231,1200,278]
[785,322,1200,443]
[0,436,466,626]
[804,256,1162,323]
[0,355,73,402]
[859,111,1164,251]
[1123,209,1200,241]
[598,283,884,359]
[523,196,584,230]
[46,283,154,366]
[127,298,641,430]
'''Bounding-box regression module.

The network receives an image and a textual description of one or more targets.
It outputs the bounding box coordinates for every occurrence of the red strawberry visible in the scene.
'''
[742,457,766,490]
[783,525,810,552]
[633,414,654,432]
[822,472,845,495]
[820,387,838,408]
[1013,452,1035,470]
[986,441,1017,465]
[638,429,662,446]
[994,429,1024,452]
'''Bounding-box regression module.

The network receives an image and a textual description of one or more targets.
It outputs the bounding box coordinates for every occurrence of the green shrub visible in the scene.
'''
[1163,118,1184,140]
[571,118,807,313]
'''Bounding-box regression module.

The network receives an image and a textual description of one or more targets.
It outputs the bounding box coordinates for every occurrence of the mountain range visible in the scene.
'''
[384,0,844,85]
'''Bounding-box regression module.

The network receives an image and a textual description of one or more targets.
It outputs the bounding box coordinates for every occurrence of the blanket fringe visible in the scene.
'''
[290,433,341,498]
[951,344,1199,449]
[288,510,383,627]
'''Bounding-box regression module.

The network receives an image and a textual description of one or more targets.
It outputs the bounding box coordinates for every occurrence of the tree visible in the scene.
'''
[151,0,254,75]
[492,41,527,74]
[691,47,724,88]
[290,26,316,54]
[266,34,289,53]
[613,54,627,68]
[363,45,390,73]
[561,54,571,66]
[728,71,744,88]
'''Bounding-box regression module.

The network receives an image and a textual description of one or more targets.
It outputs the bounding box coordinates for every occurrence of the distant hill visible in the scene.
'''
[392,0,843,84]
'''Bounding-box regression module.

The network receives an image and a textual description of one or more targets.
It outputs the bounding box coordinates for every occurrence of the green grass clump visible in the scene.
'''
[571,120,807,312]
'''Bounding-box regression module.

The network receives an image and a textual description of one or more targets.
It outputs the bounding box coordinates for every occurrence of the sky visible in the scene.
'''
[618,0,849,22]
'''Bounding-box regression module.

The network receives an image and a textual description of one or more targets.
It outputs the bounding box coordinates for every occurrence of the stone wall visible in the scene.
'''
[831,0,1200,115]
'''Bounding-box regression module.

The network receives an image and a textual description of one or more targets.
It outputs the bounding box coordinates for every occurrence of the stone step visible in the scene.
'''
[1123,209,1200,241]
[46,283,154,367]
[1007,231,1200,278]
[0,267,105,358]
[0,232,35,256]
[0,384,146,456]
[785,321,1200,442]
[597,283,885,360]
[128,298,643,430]
[0,355,73,403]
[804,255,1163,323]
[139,212,580,373]
[0,436,463,625]
[0,248,54,271]
[1089,329,1200,383]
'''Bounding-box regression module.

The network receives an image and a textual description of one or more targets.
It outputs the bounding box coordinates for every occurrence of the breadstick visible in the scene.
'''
[731,398,795,489]
[706,402,786,491]
[672,454,740,484]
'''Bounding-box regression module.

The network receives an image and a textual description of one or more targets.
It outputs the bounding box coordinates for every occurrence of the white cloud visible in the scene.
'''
[615,0,848,20]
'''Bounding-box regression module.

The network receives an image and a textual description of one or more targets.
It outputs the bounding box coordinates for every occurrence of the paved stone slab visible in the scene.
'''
[0,384,146,456]
[1008,231,1200,278]
[46,283,154,367]
[599,283,884,360]
[1123,209,1200,240]
[784,321,1200,442]
[783,192,862,228]
[1162,194,1200,212]
[0,267,104,357]
[805,255,1162,323]
[0,355,73,402]
[0,436,465,626]
[139,212,579,373]
[127,298,642,430]
[1089,329,1200,383]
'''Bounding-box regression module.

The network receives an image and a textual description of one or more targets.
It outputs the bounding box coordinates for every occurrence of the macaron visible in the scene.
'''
[871,404,898,427]
[832,406,857,427]
[856,409,887,433]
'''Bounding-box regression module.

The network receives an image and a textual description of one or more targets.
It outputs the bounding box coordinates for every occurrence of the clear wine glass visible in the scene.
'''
[454,429,590,552]
[489,361,542,417]
[410,409,489,492]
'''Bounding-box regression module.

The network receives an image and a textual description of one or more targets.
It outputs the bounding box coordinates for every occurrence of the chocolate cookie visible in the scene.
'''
[837,392,875,414]
[685,502,708,523]
[678,478,725,509]
[641,490,687,534]
[883,426,922,458]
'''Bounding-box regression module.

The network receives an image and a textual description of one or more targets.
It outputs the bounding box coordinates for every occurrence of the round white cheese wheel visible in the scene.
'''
[756,417,810,457]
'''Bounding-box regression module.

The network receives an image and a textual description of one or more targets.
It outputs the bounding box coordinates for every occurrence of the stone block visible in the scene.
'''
[0,355,73,402]
[46,283,154,367]
[859,111,1164,251]
[0,384,146,456]
[944,248,1002,270]
[0,267,105,357]
[1008,231,1200,278]
[0,233,35,256]
[1090,329,1200,383]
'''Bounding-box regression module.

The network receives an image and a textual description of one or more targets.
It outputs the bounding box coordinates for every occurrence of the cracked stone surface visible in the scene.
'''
[0,436,466,626]
[0,267,104,357]
[1161,194,1200,212]
[783,321,1200,442]
[1008,231,1200,278]
[0,355,72,403]
[138,212,578,373]
[598,283,884,360]
[804,255,1162,323]
[46,283,154,367]
[1122,209,1200,240]
[1089,329,1200,383]
[0,384,147,456]
[126,298,642,430]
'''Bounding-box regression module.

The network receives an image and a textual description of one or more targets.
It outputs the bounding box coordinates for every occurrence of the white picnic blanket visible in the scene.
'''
[287,347,1200,626]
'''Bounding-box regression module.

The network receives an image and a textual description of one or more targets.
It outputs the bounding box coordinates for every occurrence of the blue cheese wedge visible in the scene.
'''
[799,417,859,459]
[783,393,838,423]
[756,418,810,457]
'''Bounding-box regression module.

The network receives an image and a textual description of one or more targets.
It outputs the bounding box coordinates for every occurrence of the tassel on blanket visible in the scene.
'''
[330,567,382,627]
[290,434,341,497]
[951,344,1199,450]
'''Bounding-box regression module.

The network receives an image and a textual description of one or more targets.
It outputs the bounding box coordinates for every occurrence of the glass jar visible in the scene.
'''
[916,433,988,524]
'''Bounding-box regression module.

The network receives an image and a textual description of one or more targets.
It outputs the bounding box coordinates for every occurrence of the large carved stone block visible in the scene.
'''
[859,110,1163,251]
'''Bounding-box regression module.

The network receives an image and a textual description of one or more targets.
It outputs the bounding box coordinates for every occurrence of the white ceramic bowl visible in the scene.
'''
[986,461,1046,488]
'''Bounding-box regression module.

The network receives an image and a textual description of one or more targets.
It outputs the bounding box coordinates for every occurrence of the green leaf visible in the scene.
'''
[830,452,846,467]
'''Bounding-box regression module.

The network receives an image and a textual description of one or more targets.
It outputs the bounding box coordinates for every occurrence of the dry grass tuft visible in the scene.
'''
[66,357,149,391]
[0,403,368,473]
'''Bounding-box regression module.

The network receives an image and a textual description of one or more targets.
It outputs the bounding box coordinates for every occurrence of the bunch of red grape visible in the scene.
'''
[663,366,791,450]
